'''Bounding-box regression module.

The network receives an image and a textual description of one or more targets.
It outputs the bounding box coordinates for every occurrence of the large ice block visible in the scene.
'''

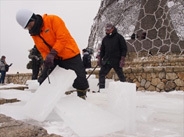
[23,66,76,121]
[55,95,124,137]
[108,81,136,133]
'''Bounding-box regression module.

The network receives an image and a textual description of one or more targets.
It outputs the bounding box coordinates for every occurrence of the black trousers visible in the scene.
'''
[99,63,126,89]
[38,54,89,90]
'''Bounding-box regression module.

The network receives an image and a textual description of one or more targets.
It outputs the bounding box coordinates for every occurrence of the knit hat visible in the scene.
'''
[16,9,34,28]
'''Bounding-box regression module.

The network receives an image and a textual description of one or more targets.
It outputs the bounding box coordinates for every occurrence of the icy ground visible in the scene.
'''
[0,75,183,137]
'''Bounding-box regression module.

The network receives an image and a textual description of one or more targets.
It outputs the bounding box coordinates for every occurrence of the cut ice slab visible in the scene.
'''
[55,95,124,137]
[23,66,76,122]
[108,82,136,133]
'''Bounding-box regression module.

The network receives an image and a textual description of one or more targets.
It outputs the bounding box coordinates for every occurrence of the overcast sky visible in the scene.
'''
[0,0,100,73]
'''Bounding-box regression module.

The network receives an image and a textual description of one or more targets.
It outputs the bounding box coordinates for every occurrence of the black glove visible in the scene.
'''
[9,63,13,67]
[119,56,125,67]
[96,55,101,67]
[44,49,57,68]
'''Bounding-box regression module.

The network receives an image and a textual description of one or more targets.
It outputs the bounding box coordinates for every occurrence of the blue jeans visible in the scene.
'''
[0,70,6,84]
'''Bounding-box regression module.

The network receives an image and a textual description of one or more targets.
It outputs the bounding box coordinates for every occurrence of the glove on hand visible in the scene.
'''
[9,63,13,67]
[119,56,125,68]
[96,56,101,67]
[44,49,57,68]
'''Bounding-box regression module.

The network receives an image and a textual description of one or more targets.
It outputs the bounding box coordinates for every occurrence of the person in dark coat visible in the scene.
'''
[98,23,127,90]
[28,45,43,80]
[82,49,91,69]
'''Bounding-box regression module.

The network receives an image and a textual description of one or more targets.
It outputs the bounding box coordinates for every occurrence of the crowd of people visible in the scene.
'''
[1,9,128,99]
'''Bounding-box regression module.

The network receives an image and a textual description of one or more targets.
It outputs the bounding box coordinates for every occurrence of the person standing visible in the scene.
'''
[82,48,91,69]
[0,56,12,84]
[16,9,89,99]
[28,45,43,80]
[98,23,127,91]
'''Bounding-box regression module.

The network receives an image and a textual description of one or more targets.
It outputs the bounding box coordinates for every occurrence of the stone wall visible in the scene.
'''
[88,0,184,57]
[5,55,184,92]
[126,0,184,57]
[91,55,184,92]
[5,73,32,85]
[93,66,184,92]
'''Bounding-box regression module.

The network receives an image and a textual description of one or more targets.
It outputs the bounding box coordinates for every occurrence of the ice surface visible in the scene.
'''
[88,75,99,92]
[23,66,76,121]
[26,80,39,92]
[55,95,124,137]
[0,75,183,137]
[107,82,136,133]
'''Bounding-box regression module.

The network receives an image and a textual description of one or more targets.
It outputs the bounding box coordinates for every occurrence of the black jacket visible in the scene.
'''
[82,52,91,68]
[100,28,127,66]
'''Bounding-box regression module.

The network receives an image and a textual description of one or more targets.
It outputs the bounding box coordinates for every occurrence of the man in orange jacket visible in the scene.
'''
[16,9,89,99]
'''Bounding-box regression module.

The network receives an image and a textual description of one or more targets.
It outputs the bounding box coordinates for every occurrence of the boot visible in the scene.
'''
[77,89,88,100]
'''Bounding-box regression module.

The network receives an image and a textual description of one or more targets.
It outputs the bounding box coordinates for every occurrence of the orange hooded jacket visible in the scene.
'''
[32,14,80,60]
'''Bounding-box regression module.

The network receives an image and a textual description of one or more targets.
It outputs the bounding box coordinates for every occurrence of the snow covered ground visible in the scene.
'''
[0,75,183,137]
